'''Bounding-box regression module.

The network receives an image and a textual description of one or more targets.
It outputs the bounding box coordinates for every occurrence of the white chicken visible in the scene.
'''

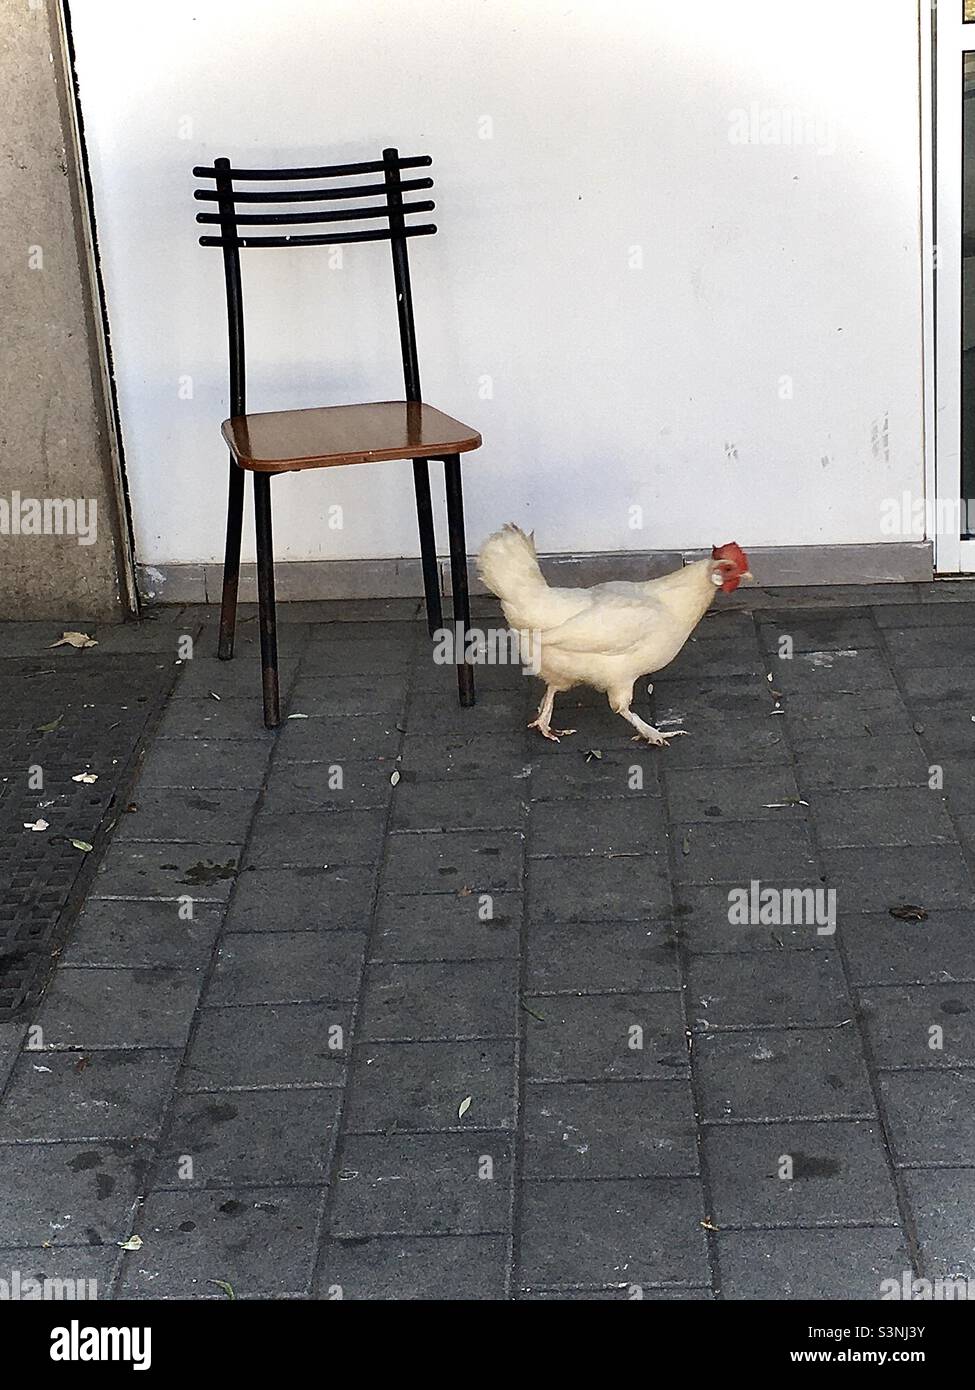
[477,525,752,745]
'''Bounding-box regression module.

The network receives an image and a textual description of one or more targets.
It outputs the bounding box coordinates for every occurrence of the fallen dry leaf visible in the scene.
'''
[71,772,98,784]
[117,1235,142,1251]
[49,631,97,649]
[889,904,928,922]
[24,819,49,832]
[458,1096,472,1120]
[70,839,93,852]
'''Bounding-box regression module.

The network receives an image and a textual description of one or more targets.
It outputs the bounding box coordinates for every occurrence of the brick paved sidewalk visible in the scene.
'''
[1,583,975,1299]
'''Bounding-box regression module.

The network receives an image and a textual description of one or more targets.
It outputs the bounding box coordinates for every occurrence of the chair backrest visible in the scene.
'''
[192,148,437,417]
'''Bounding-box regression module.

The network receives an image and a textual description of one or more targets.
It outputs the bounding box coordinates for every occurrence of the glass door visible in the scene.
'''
[934,1,975,568]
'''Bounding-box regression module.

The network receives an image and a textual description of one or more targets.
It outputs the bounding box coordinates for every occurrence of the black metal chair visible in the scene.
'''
[193,148,480,727]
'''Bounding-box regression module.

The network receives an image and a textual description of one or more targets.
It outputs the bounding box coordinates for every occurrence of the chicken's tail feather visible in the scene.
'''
[477,523,547,605]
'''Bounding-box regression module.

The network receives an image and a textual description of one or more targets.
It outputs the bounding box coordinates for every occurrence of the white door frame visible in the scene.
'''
[932,0,975,572]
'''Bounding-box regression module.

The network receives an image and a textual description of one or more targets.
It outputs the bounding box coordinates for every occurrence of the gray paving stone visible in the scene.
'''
[524,992,687,1082]
[821,846,975,912]
[883,627,975,668]
[524,1079,698,1178]
[785,689,916,743]
[673,821,818,884]
[32,968,202,1050]
[206,932,366,1006]
[383,830,523,893]
[766,648,894,695]
[399,732,530,780]
[275,715,401,762]
[811,788,954,848]
[371,892,521,961]
[156,1088,341,1188]
[646,705,790,770]
[879,1071,975,1166]
[687,952,852,1030]
[359,961,518,1041]
[301,639,415,676]
[114,788,257,844]
[842,912,975,987]
[520,1284,712,1299]
[675,882,838,953]
[663,766,803,823]
[519,1178,707,1286]
[171,652,300,701]
[182,1004,350,1090]
[530,796,666,856]
[875,601,975,627]
[287,673,408,717]
[117,1186,325,1298]
[413,657,525,692]
[694,1028,874,1122]
[794,734,930,790]
[391,777,527,832]
[261,759,395,812]
[155,698,278,741]
[758,615,879,652]
[530,751,662,800]
[344,1040,516,1133]
[902,1168,975,1280]
[224,866,375,932]
[0,1049,180,1142]
[330,1134,512,1236]
[526,919,678,994]
[900,666,975,700]
[528,854,670,922]
[314,1233,507,1299]
[903,703,975,757]
[243,809,385,870]
[860,984,975,1068]
[60,900,224,970]
[704,1120,898,1226]
[664,637,764,680]
[0,1140,151,1248]
[718,1227,910,1299]
[411,687,531,733]
[138,738,272,790]
[0,1245,119,1298]
[92,841,240,901]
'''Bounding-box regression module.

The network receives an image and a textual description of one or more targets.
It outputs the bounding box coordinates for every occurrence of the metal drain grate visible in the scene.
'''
[0,647,179,1019]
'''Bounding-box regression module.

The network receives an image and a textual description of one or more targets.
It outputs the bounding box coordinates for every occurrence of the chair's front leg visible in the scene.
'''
[411,457,444,636]
[218,457,246,660]
[252,471,281,728]
[443,453,475,708]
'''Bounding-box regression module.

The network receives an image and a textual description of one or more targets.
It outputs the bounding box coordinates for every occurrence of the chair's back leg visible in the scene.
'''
[443,454,475,707]
[252,472,281,728]
[218,458,246,660]
[411,457,444,636]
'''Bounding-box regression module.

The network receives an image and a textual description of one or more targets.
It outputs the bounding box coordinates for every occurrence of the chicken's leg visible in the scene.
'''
[528,685,576,742]
[609,689,687,748]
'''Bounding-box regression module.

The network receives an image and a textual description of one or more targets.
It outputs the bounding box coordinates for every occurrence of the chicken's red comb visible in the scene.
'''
[711,541,749,569]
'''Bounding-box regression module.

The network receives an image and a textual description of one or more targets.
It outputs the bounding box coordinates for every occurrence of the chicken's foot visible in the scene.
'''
[617,704,687,748]
[527,685,576,742]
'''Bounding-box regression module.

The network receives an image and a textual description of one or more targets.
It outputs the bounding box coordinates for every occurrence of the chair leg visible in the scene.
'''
[218,458,246,660]
[252,472,281,729]
[411,458,444,636]
[443,453,475,708]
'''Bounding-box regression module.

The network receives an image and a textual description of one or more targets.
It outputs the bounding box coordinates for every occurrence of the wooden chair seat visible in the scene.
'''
[222,400,481,471]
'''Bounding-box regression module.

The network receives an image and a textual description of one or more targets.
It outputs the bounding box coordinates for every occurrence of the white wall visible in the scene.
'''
[68,0,925,566]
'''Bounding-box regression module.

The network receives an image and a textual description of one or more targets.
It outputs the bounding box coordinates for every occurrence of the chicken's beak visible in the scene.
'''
[740,570,754,582]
